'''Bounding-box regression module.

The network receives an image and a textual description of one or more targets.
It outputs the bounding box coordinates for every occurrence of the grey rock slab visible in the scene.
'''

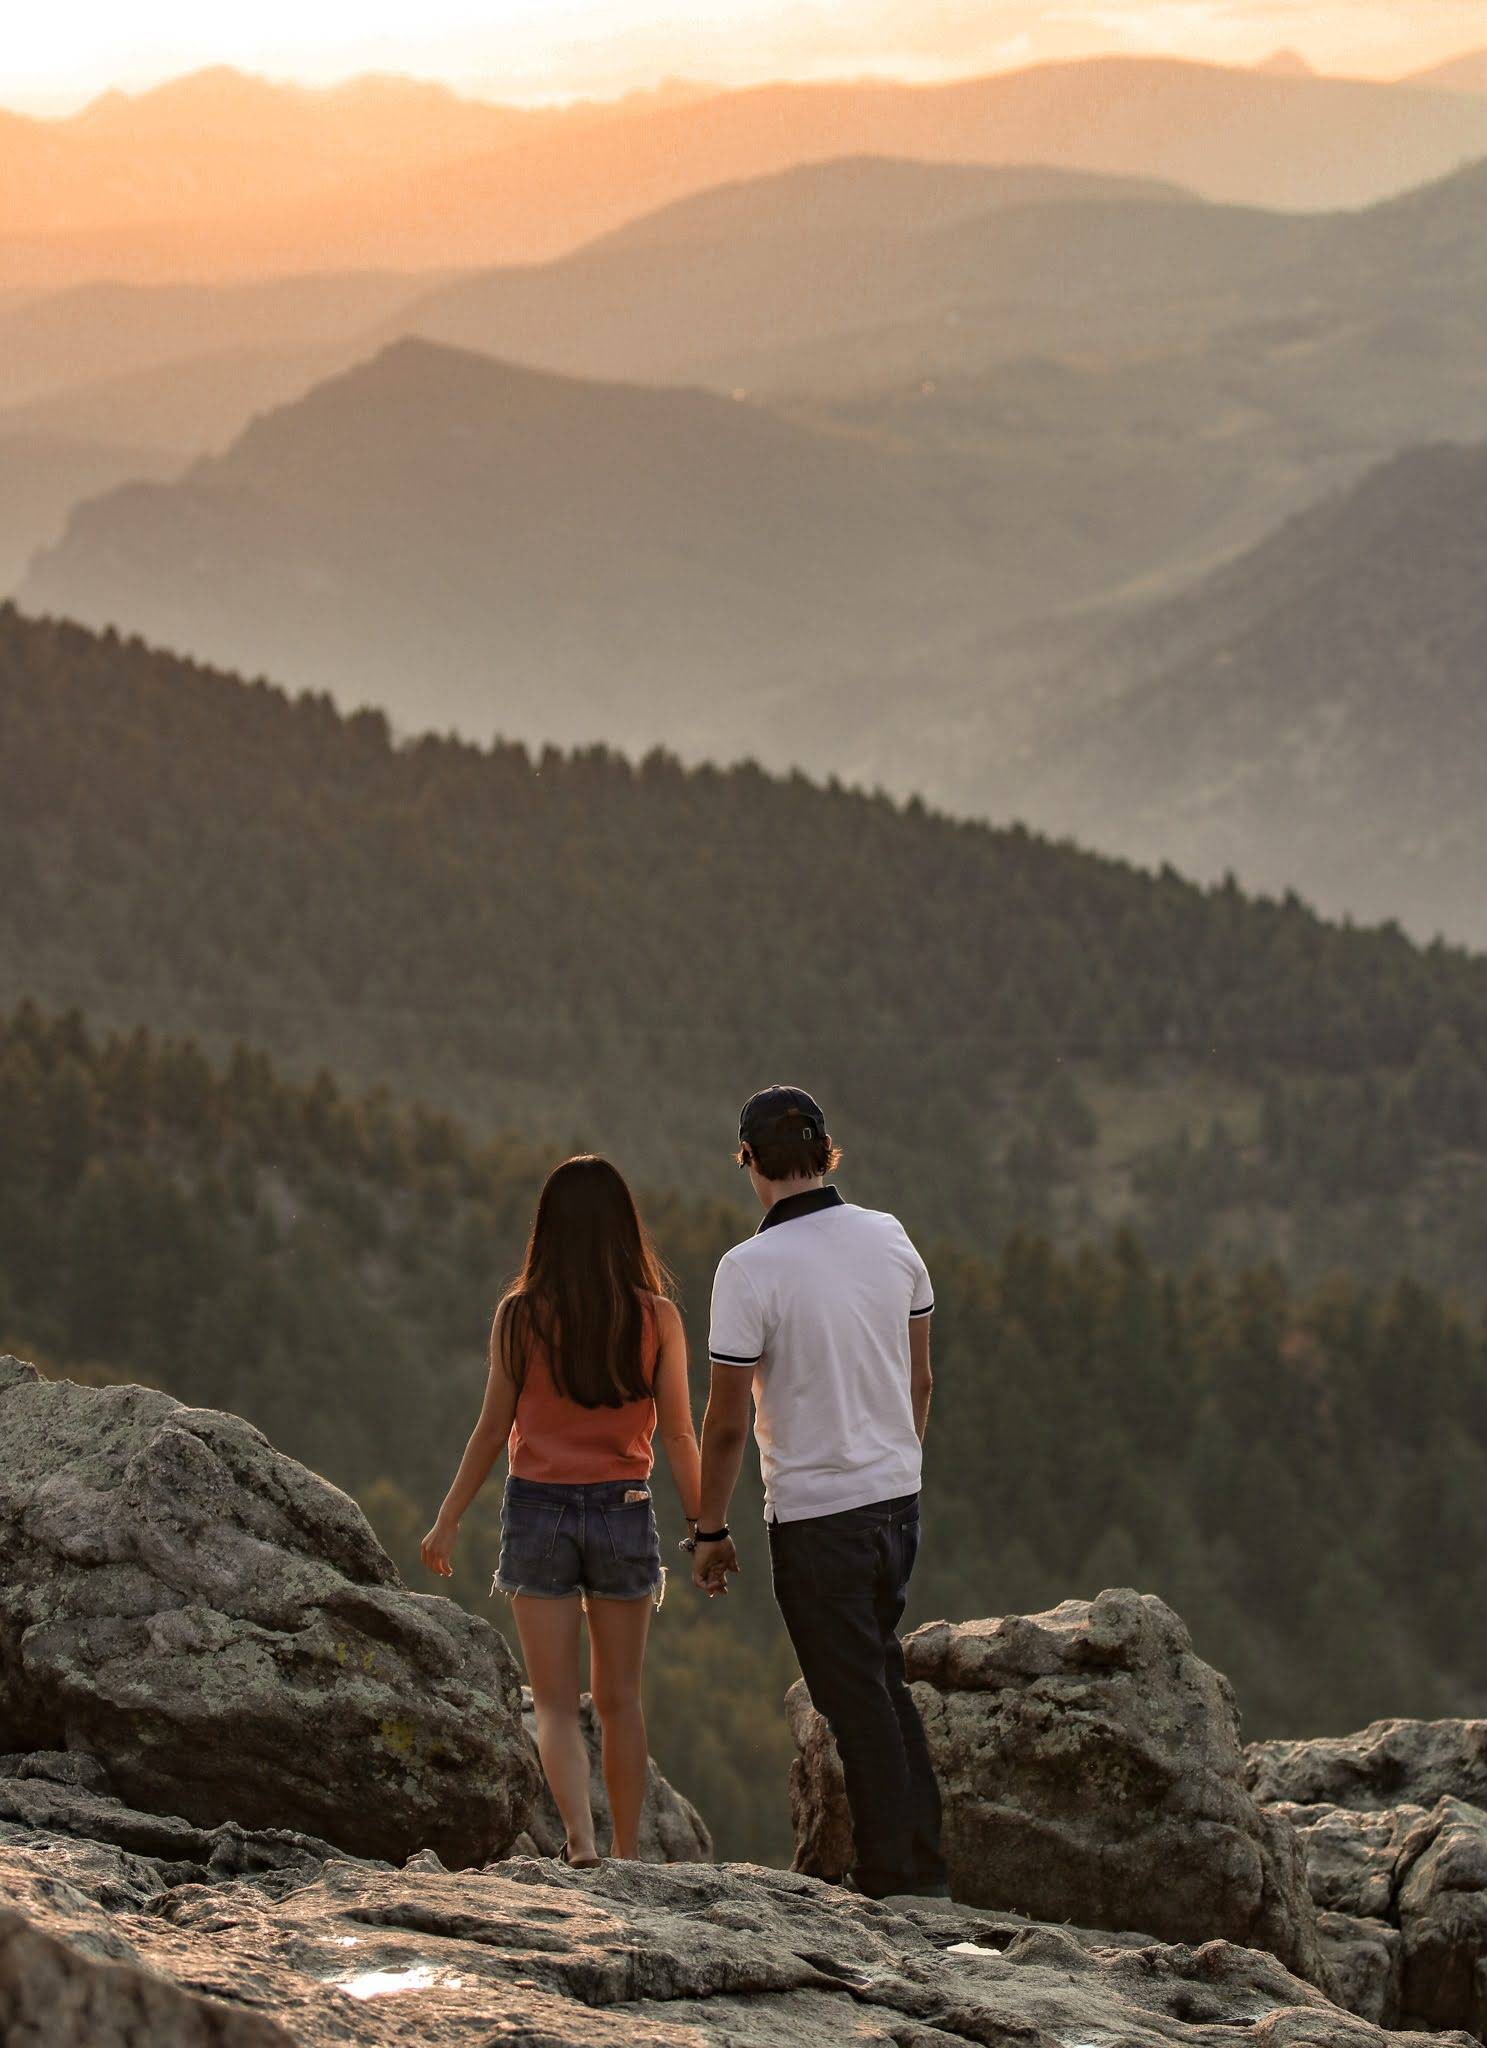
[1272,1799,1426,1919]
[1248,1719,1487,1812]
[0,1908,295,2047]
[0,1360,538,1866]
[789,1587,1330,1989]
[1,1838,1475,2048]
[0,1767,350,1890]
[517,1687,713,1864]
[1315,1911,1403,2028]
[1395,1795,1487,2036]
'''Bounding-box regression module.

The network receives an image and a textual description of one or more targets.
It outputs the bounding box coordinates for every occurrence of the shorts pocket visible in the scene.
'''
[600,1500,659,1564]
[500,1497,564,1565]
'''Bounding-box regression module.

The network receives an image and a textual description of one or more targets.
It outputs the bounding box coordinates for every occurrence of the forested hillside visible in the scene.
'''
[5,1002,1486,1861]
[6,605,1487,1284]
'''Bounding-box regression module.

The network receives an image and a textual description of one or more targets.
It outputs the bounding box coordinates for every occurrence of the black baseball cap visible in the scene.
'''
[738,1085,829,1150]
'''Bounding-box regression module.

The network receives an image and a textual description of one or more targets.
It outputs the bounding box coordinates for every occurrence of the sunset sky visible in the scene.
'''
[5,0,1483,110]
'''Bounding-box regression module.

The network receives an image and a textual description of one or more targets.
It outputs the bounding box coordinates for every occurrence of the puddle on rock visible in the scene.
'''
[332,1963,465,2000]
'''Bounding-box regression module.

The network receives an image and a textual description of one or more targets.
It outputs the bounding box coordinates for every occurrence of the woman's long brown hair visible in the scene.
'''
[496,1155,673,1408]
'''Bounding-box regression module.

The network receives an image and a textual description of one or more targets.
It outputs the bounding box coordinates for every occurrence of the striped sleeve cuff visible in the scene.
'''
[710,1349,762,1365]
[909,1302,935,1319]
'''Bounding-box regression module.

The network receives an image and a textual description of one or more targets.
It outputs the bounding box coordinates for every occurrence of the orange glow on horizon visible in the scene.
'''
[3,0,1483,115]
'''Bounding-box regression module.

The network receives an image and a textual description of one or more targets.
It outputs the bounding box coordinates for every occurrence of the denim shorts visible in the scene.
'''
[494,1476,665,1605]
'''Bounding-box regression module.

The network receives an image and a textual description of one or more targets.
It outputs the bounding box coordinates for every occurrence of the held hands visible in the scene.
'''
[691,1535,740,1597]
[420,1517,459,1578]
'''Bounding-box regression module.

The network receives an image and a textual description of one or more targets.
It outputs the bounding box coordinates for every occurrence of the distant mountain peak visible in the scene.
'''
[1254,48,1316,78]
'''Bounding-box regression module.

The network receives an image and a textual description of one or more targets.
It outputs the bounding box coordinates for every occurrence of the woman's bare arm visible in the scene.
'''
[652,1298,702,1525]
[421,1314,519,1577]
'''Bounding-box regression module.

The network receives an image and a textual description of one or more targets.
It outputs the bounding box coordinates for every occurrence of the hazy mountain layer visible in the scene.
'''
[5,57,1487,285]
[0,68,603,240]
[19,337,1116,753]
[1406,49,1487,93]
[0,270,442,410]
[0,433,182,591]
[22,153,1487,828]
[1010,442,1487,944]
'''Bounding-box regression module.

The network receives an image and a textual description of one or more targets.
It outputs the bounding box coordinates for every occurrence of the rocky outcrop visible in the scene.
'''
[0,1357,537,1868]
[1248,1718,1487,1812]
[0,1807,1474,2048]
[519,1689,713,1864]
[1271,1779,1487,2037]
[789,1587,1331,1989]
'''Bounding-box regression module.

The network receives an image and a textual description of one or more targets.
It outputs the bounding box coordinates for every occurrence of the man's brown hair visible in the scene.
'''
[737,1134,843,1182]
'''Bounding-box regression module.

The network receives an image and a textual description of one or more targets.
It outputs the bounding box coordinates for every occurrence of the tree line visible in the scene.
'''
[6,603,1487,1276]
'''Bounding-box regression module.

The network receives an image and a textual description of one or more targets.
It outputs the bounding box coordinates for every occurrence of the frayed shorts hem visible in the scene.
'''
[493,1567,667,1610]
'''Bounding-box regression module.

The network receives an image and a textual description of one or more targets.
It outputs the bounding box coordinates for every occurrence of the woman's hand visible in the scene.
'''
[690,1535,740,1597]
[420,1517,459,1578]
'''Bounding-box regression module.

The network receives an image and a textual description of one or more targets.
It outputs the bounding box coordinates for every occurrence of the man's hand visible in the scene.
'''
[420,1517,459,1578]
[691,1536,740,1596]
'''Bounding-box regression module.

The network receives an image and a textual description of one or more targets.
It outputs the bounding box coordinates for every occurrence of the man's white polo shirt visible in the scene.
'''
[708,1185,934,1523]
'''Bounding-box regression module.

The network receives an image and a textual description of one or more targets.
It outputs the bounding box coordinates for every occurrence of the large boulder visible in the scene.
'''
[0,1806,1476,2048]
[1248,1719,1487,1811]
[518,1688,712,1864]
[0,1358,537,1867]
[787,1587,1331,1989]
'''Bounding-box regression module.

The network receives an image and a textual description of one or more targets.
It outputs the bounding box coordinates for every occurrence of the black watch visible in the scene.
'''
[694,1524,730,1545]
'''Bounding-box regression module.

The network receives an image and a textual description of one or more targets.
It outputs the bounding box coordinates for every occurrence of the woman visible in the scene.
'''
[421,1155,701,1868]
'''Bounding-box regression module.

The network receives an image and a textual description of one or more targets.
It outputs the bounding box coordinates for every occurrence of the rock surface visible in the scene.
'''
[519,1688,713,1864]
[0,1750,349,1891]
[1275,1799,1427,1919]
[1272,1784,1487,2036]
[1395,1795,1487,2036]
[0,1357,537,1867]
[1315,1910,1403,2028]
[789,1586,1331,1988]
[1248,1718,1487,1812]
[0,1907,293,2046]
[0,1808,1474,2048]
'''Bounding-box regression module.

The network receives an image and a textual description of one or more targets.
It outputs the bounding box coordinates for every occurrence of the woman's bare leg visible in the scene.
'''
[512,1595,597,1864]
[586,1594,653,1860]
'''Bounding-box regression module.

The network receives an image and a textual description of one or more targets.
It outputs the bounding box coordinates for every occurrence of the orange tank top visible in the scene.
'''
[507,1297,660,1484]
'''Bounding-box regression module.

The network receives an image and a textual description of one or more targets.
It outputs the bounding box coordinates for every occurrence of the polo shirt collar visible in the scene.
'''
[757,1185,845,1234]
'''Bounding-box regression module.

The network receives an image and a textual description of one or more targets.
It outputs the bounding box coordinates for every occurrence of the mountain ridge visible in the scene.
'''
[1012,440,1487,943]
[16,335,1074,755]
[5,54,1486,284]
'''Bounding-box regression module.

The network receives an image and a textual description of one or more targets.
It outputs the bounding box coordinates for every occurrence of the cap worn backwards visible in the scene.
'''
[738,1085,828,1148]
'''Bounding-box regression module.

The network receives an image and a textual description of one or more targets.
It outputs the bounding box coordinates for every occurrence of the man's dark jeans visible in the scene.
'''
[768,1491,946,1898]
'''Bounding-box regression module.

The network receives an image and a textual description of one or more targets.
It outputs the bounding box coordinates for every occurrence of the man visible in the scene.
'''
[691,1085,947,1900]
